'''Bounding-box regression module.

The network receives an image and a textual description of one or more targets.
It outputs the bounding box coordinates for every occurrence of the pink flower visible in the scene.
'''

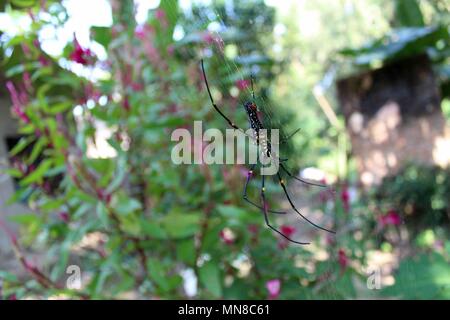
[21,43,31,58]
[280,225,295,237]
[165,103,179,114]
[167,45,175,56]
[123,96,131,111]
[6,81,30,124]
[59,212,70,223]
[248,224,258,234]
[42,180,52,194]
[434,240,444,250]
[69,35,95,65]
[340,185,350,213]
[278,225,296,249]
[23,71,33,93]
[202,32,215,44]
[38,55,50,66]
[131,82,144,92]
[135,25,146,40]
[135,24,155,40]
[83,83,102,103]
[219,229,234,245]
[27,163,36,174]
[202,31,225,51]
[235,79,250,91]
[318,178,333,203]
[143,39,164,68]
[326,233,335,245]
[379,210,401,227]
[266,279,281,299]
[96,188,111,204]
[153,9,168,29]
[338,249,349,270]
[248,224,259,243]
[155,9,166,21]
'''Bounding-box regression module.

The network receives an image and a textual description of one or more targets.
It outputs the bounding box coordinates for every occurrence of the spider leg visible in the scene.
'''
[201,60,253,140]
[279,127,302,145]
[279,163,330,188]
[261,173,310,245]
[267,128,301,147]
[243,164,286,215]
[276,171,336,234]
[250,74,256,101]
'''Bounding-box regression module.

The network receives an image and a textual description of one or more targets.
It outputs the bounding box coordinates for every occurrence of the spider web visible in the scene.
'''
[163,0,448,302]
[162,1,344,300]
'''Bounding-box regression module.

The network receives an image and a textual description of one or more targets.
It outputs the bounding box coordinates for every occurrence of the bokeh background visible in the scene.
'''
[0,0,449,299]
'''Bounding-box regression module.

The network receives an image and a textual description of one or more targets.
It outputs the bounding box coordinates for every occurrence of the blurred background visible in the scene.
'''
[0,0,449,299]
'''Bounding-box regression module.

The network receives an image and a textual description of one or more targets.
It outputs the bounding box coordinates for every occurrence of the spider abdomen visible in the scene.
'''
[244,102,272,157]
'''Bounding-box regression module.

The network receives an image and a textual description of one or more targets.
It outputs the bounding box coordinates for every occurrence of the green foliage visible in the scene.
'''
[339,1,450,98]
[339,26,449,67]
[376,164,450,232]
[199,261,222,298]
[1,0,449,301]
[382,252,450,299]
[394,0,424,28]
[0,0,351,300]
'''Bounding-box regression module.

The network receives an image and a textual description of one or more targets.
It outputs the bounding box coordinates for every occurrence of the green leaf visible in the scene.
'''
[9,136,34,156]
[73,202,93,219]
[10,0,37,8]
[89,260,114,297]
[105,155,127,193]
[47,101,72,114]
[20,159,53,186]
[161,212,201,239]
[216,205,248,219]
[19,123,36,135]
[8,213,41,225]
[51,240,71,279]
[394,0,424,28]
[3,168,23,178]
[27,137,48,165]
[141,220,168,239]
[176,239,196,266]
[199,261,222,298]
[340,26,448,67]
[5,63,26,77]
[0,271,18,282]
[91,26,112,49]
[96,202,109,227]
[216,205,254,224]
[144,116,185,130]
[115,197,142,216]
[119,214,141,235]
[31,66,52,81]
[167,275,183,291]
[147,258,170,292]
[39,198,65,211]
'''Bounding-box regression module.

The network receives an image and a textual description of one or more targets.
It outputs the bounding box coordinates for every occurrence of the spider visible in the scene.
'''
[200,60,335,245]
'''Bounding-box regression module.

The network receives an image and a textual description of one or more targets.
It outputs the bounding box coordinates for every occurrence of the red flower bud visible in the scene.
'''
[378,210,402,227]
[69,35,95,65]
[338,249,349,270]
